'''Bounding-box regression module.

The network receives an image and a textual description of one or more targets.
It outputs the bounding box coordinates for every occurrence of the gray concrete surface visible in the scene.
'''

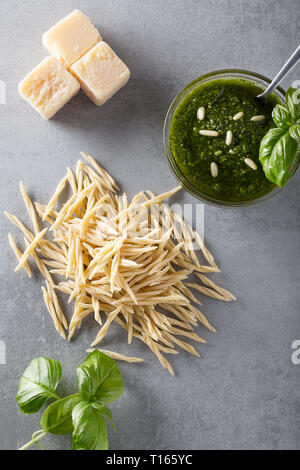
[0,0,299,450]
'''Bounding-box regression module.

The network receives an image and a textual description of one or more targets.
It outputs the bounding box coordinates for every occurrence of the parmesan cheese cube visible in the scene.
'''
[43,10,101,68]
[70,41,130,106]
[18,56,80,120]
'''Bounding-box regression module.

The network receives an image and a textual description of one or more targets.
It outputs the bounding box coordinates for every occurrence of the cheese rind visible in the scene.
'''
[43,10,101,68]
[18,56,80,120]
[70,41,130,106]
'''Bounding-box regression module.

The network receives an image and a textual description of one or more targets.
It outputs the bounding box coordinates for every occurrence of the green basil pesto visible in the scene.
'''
[169,78,282,202]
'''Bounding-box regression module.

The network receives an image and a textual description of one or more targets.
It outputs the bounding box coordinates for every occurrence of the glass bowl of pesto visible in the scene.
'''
[164,69,299,207]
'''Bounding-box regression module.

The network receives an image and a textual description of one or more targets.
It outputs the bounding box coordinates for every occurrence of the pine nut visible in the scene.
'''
[210,162,218,178]
[233,111,244,121]
[199,130,219,137]
[197,107,205,120]
[244,158,258,170]
[250,115,265,122]
[225,130,232,146]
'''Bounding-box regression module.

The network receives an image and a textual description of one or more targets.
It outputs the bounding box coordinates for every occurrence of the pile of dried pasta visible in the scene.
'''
[5,152,235,375]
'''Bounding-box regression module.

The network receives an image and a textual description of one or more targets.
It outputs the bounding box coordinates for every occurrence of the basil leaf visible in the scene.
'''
[77,351,123,404]
[16,357,62,414]
[259,128,298,187]
[289,124,300,143]
[272,104,292,128]
[260,127,286,163]
[72,401,108,450]
[40,394,82,435]
[94,403,116,431]
[286,87,300,120]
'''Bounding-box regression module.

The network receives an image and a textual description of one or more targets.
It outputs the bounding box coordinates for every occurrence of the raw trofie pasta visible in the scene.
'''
[86,349,143,363]
[5,152,235,375]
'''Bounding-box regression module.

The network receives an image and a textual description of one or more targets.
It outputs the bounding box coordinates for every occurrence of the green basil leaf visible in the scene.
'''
[76,365,95,402]
[286,86,300,120]
[272,104,292,128]
[16,357,62,414]
[289,124,300,142]
[77,351,123,404]
[259,128,298,187]
[72,401,108,450]
[260,127,286,164]
[93,403,116,431]
[40,394,82,435]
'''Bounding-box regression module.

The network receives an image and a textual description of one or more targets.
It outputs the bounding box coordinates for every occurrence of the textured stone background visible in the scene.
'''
[0,0,299,450]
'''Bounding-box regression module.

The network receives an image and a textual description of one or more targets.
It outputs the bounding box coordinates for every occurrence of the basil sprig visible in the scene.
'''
[259,86,300,187]
[17,351,124,450]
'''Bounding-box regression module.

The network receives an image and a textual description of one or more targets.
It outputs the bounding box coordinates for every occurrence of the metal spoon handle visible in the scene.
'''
[257,44,300,100]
